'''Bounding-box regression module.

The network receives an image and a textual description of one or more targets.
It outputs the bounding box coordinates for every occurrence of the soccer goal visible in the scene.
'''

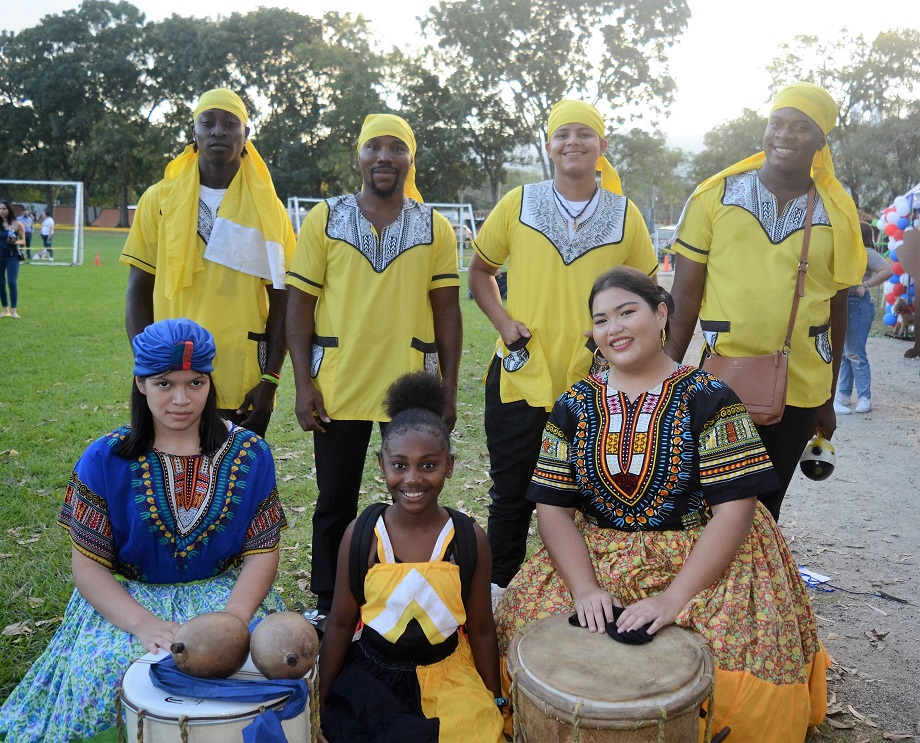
[286,197,478,270]
[0,180,85,266]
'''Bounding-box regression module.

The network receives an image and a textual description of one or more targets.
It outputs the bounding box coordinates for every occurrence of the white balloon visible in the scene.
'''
[894,196,910,217]
[902,274,912,286]
[890,239,903,249]
[886,210,900,224]
[915,218,920,229]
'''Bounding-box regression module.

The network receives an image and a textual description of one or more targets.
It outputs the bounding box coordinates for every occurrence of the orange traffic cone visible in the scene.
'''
[94,252,101,266]
[663,253,671,272]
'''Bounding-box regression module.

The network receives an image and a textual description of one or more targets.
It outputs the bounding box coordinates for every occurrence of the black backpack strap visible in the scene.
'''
[444,507,478,605]
[348,503,388,606]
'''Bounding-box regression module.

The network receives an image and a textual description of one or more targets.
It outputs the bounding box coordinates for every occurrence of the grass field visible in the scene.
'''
[0,230,892,741]
[0,228,501,701]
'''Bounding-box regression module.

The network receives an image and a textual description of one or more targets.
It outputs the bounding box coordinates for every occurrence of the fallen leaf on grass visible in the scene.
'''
[289,506,306,514]
[27,597,44,608]
[2,622,33,636]
[848,705,879,727]
[882,732,914,740]
[826,632,839,640]
[34,618,62,627]
[17,537,40,545]
[826,718,855,729]
[297,579,309,592]
[0,553,12,559]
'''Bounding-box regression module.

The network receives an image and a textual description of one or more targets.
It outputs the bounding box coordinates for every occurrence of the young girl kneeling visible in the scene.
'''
[319,372,505,742]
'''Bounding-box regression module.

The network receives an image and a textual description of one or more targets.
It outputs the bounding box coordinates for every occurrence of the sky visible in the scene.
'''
[9,0,919,151]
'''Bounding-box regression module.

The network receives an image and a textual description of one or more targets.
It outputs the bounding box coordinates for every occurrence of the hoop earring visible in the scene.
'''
[660,328,667,349]
[593,347,609,367]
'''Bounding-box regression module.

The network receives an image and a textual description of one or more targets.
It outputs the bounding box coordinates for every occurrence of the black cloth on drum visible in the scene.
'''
[321,640,440,743]
[567,610,653,645]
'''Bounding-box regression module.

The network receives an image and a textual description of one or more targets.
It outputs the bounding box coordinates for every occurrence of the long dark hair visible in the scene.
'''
[589,266,675,335]
[1,201,17,228]
[113,375,228,459]
[380,371,451,454]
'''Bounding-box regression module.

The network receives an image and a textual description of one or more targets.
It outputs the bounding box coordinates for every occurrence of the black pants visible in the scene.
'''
[483,357,550,587]
[754,404,820,522]
[311,419,386,612]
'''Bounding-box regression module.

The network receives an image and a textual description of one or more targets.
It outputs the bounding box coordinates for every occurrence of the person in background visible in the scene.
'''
[667,82,866,522]
[39,210,54,260]
[0,200,25,318]
[833,221,893,414]
[899,226,920,360]
[122,88,295,437]
[19,209,34,259]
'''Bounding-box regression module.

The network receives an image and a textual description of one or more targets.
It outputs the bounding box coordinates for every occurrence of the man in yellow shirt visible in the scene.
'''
[286,114,462,615]
[468,100,658,592]
[122,89,295,437]
[668,82,866,521]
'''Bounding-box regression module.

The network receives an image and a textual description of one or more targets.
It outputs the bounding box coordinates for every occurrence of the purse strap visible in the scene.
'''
[783,184,816,351]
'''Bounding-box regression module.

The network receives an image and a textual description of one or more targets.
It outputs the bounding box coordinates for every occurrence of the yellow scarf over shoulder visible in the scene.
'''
[688,82,861,284]
[547,99,622,195]
[162,89,289,300]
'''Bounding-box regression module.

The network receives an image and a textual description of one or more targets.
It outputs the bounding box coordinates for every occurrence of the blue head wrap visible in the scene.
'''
[132,318,216,376]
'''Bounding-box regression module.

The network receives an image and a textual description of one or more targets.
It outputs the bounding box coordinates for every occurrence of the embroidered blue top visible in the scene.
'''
[58,424,287,583]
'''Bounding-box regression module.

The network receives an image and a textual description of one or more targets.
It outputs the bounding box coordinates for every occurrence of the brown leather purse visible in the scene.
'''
[700,185,815,426]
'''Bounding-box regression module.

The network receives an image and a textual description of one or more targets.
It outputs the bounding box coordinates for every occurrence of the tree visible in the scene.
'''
[423,0,690,204]
[687,109,765,188]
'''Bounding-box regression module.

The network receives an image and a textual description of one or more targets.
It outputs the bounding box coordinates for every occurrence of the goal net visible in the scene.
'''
[0,180,85,266]
[286,197,478,270]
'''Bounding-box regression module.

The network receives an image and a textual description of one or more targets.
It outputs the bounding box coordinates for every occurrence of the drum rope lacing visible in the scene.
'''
[308,670,321,743]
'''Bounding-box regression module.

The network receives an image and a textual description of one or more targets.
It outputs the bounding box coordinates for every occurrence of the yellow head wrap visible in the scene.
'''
[546,100,622,194]
[193,88,249,127]
[685,82,862,285]
[356,113,423,202]
[155,90,292,300]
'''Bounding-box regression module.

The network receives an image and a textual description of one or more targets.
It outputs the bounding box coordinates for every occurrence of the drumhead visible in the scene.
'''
[507,614,713,727]
[121,652,290,723]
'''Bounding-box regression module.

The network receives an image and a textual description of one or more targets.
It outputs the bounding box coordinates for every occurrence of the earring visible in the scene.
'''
[593,347,609,367]
[660,328,667,349]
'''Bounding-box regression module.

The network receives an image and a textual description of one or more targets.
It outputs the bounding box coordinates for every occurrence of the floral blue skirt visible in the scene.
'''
[0,571,285,742]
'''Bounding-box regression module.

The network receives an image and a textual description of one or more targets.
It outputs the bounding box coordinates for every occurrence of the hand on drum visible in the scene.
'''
[615,592,683,637]
[134,616,180,655]
[571,588,621,633]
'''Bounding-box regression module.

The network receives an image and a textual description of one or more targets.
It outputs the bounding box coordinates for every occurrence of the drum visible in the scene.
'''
[506,614,714,743]
[117,652,314,743]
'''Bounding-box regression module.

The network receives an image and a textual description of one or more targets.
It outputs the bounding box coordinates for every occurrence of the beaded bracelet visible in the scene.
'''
[260,372,280,386]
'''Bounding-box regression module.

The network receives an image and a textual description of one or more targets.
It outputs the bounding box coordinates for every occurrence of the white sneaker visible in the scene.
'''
[490,583,506,614]
[855,398,872,414]
[833,400,851,415]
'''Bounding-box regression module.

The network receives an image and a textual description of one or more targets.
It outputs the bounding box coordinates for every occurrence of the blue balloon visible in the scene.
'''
[897,217,911,229]
[883,312,897,326]
[889,249,898,262]
[890,276,901,287]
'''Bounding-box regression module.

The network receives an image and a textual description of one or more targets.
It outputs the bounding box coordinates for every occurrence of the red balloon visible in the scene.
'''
[892,261,904,276]
[886,291,897,305]
[885,223,898,236]
[893,283,906,296]
[894,229,905,241]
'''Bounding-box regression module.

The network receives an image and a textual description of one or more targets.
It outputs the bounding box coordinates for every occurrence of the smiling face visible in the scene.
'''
[591,286,668,373]
[136,369,210,440]
[379,427,453,516]
[194,108,249,169]
[762,107,826,178]
[545,123,607,181]
[359,135,412,199]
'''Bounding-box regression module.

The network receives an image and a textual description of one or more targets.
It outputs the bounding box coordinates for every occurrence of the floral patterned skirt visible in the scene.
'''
[495,503,829,743]
[0,571,285,743]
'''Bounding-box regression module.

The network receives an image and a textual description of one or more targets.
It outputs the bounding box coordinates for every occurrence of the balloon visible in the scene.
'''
[884,223,898,237]
[886,292,897,305]
[889,249,898,262]
[886,210,900,224]
[892,262,904,275]
[894,196,910,216]
[897,217,911,229]
[914,218,920,229]
[893,283,906,296]
[901,274,911,286]
[883,312,897,326]
[894,229,905,241]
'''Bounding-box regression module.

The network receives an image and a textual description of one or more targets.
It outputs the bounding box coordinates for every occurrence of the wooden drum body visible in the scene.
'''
[118,652,312,743]
[506,614,713,742]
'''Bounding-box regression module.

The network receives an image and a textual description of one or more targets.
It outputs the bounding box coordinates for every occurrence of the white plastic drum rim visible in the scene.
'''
[507,614,714,729]
[120,653,291,725]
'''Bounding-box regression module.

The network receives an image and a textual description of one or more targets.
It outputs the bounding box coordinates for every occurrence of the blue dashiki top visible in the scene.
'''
[58,424,287,583]
[527,365,780,530]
